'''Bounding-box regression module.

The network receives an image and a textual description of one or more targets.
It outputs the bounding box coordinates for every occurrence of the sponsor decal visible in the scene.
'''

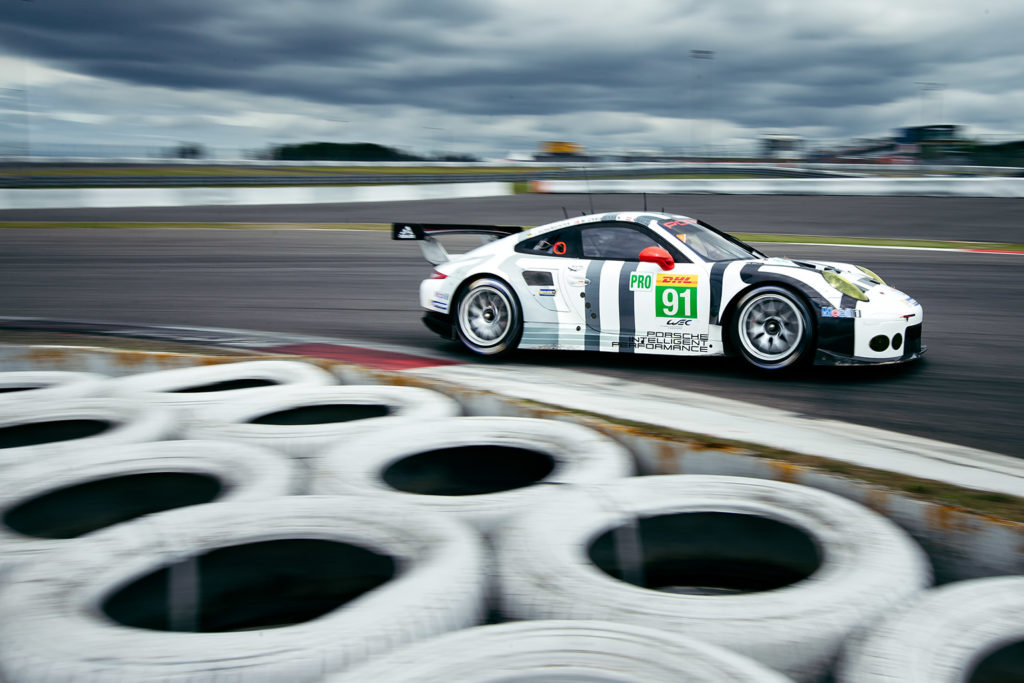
[675,233,687,243]
[539,287,557,297]
[905,296,919,306]
[655,274,698,319]
[431,299,449,312]
[657,274,698,286]
[821,306,861,319]
[629,272,653,291]
[435,292,450,301]
[665,318,692,326]
[613,330,711,353]
[396,226,417,239]
[661,219,696,229]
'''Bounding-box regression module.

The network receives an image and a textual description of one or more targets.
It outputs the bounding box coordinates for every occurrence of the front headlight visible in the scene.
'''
[855,265,886,286]
[823,270,869,301]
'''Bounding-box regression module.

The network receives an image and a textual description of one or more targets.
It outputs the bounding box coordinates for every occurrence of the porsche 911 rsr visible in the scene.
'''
[393,212,925,372]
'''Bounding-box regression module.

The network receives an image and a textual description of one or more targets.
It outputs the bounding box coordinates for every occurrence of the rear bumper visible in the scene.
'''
[423,310,454,339]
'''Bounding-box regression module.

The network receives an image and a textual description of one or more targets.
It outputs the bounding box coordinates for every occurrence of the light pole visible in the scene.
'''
[691,49,714,158]
[915,81,945,125]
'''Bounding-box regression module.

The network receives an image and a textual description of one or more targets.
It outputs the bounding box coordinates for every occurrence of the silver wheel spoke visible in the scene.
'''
[459,285,514,348]
[738,293,805,362]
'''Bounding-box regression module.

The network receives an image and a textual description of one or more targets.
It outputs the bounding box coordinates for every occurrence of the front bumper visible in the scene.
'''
[815,322,925,366]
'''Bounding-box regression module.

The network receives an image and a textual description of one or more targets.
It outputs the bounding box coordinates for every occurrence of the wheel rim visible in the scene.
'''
[737,293,804,362]
[459,286,513,348]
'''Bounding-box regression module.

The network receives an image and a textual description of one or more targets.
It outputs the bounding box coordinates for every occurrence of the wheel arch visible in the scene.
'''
[719,280,819,356]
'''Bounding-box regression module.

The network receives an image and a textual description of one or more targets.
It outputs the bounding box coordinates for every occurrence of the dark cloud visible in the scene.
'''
[1,0,1021,154]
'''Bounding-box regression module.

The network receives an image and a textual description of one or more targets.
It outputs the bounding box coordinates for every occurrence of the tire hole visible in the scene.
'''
[170,379,279,393]
[0,419,112,449]
[969,640,1024,683]
[3,473,223,539]
[382,445,556,496]
[588,512,822,594]
[250,404,391,425]
[102,539,396,632]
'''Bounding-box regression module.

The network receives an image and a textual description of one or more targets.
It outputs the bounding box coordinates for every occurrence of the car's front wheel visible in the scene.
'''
[455,278,523,357]
[730,285,813,372]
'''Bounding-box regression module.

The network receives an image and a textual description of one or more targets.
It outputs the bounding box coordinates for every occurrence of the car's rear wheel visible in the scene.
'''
[455,278,522,357]
[731,285,813,372]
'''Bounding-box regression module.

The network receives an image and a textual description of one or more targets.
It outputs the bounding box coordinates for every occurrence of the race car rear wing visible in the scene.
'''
[392,222,523,265]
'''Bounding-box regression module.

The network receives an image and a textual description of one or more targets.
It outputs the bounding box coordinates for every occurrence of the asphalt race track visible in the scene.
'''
[1,194,1021,458]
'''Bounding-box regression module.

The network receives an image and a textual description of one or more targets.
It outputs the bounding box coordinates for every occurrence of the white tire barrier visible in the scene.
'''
[495,475,931,682]
[0,496,486,682]
[311,416,636,535]
[838,576,1024,682]
[0,397,177,469]
[0,371,108,408]
[186,385,461,459]
[0,440,300,570]
[328,619,795,682]
[103,360,336,417]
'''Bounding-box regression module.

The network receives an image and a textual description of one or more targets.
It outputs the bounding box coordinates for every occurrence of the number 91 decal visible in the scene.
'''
[655,274,698,319]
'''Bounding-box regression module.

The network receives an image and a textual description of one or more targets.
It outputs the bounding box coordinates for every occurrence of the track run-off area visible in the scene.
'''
[0,194,1021,458]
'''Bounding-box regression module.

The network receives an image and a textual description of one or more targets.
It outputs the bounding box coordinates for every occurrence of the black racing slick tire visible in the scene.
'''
[455,278,523,357]
[730,285,814,372]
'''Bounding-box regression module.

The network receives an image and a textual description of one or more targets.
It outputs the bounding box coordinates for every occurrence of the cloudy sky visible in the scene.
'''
[1,0,1021,158]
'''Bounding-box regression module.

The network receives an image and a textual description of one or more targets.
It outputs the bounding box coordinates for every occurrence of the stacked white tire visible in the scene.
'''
[0,440,300,571]
[0,496,486,682]
[0,398,177,469]
[328,620,795,682]
[187,385,461,459]
[494,474,932,682]
[103,360,336,418]
[0,371,108,407]
[312,416,636,535]
[838,576,1024,682]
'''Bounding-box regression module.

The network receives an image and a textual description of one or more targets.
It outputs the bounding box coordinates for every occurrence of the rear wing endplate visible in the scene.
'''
[392,223,523,265]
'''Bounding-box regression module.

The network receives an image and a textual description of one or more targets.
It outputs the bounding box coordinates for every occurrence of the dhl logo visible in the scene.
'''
[656,274,698,286]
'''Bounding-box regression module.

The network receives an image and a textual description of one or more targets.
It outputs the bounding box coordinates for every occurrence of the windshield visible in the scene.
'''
[660,217,764,262]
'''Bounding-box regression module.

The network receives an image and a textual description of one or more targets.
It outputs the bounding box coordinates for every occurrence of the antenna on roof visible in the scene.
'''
[562,207,568,219]
[582,163,595,215]
[643,193,647,211]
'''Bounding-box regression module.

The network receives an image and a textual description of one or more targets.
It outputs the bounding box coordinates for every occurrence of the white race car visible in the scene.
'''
[393,212,925,372]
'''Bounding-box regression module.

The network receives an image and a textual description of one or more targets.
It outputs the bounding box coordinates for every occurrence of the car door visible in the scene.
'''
[511,226,589,349]
[576,223,712,355]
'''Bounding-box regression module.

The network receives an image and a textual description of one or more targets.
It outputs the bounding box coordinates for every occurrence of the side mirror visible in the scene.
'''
[639,246,675,271]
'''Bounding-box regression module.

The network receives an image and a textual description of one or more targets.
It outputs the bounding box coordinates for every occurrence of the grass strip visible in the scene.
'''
[2,221,1022,252]
[735,232,1024,252]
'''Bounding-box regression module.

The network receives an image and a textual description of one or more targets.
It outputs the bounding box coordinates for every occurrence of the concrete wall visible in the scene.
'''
[0,181,515,210]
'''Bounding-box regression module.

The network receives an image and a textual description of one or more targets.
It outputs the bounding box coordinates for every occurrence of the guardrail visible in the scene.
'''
[0,181,515,210]
[531,177,1024,198]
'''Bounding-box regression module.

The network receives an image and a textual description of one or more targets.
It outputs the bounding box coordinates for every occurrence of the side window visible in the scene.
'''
[580,225,661,260]
[515,228,579,258]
